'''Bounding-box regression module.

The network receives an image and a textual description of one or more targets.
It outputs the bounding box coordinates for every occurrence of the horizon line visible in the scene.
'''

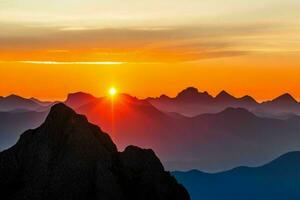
[1,89,299,103]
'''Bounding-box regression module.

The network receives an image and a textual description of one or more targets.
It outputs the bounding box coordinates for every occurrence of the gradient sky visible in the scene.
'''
[1,0,300,101]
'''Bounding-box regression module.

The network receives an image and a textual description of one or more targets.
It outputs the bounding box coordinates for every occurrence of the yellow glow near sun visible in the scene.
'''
[109,87,117,96]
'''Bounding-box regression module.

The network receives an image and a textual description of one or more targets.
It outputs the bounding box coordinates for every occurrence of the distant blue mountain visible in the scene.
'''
[0,110,47,150]
[173,151,300,200]
[0,95,43,111]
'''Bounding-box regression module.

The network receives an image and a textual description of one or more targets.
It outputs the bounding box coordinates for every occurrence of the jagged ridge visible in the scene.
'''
[0,103,189,200]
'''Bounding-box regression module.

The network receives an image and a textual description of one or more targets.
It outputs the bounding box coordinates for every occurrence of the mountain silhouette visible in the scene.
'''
[0,103,189,200]
[176,87,213,103]
[63,92,300,172]
[0,95,45,111]
[215,90,235,102]
[147,88,259,116]
[71,93,169,150]
[0,95,51,151]
[65,92,97,108]
[258,93,300,116]
[2,92,300,172]
[148,87,300,118]
[0,110,47,151]
[173,151,300,200]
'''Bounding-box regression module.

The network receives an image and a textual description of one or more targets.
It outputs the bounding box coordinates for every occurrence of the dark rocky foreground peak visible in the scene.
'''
[0,103,189,200]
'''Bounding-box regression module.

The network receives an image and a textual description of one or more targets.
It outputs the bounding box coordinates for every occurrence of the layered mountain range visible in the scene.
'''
[64,91,300,172]
[173,151,300,200]
[0,103,189,200]
[148,87,300,118]
[0,110,47,150]
[0,94,54,112]
[1,88,300,172]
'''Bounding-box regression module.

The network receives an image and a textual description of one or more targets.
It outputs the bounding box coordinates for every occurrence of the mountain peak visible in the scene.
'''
[5,94,26,100]
[51,102,73,111]
[273,93,298,104]
[159,94,171,99]
[65,92,97,108]
[215,90,235,101]
[176,87,212,102]
[240,95,257,102]
[0,94,41,111]
[0,104,189,200]
[66,92,95,100]
[177,87,199,97]
[40,103,117,154]
[47,103,79,120]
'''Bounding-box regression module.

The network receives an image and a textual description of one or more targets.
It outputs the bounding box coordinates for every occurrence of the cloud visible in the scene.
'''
[7,61,125,65]
[0,22,298,63]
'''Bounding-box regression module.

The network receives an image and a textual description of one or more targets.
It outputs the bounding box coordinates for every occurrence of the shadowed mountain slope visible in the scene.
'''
[0,110,48,151]
[0,103,189,200]
[173,151,300,200]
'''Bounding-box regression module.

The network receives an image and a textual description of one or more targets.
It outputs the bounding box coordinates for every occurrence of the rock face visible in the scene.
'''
[0,103,189,200]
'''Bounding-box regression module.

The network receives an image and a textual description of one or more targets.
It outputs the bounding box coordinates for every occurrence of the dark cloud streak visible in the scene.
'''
[0,22,286,62]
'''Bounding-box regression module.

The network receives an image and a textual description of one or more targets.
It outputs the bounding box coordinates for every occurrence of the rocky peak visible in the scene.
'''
[239,95,257,103]
[215,90,235,101]
[65,92,97,108]
[0,103,189,200]
[273,93,298,104]
[176,87,212,102]
[177,87,199,98]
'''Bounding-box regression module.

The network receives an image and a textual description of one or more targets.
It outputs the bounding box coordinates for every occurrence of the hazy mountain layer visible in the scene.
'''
[173,151,300,200]
[67,92,300,172]
[148,87,300,118]
[0,110,48,151]
[1,91,300,172]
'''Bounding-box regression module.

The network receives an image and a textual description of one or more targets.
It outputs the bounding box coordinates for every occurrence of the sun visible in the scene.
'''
[109,87,117,97]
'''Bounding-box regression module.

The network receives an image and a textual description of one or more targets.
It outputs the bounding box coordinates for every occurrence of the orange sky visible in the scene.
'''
[1,0,300,101]
[1,51,300,101]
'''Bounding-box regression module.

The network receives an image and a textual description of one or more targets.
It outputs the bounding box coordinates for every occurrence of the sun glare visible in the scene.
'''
[109,87,117,97]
